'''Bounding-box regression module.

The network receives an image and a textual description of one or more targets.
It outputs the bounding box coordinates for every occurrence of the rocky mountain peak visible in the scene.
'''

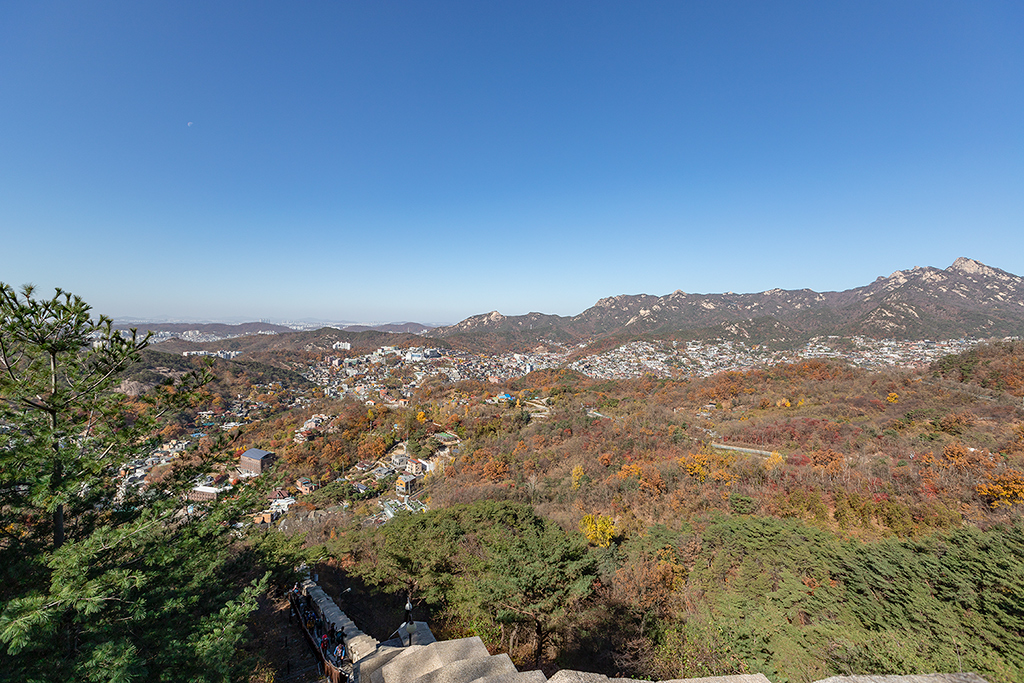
[949,256,1000,278]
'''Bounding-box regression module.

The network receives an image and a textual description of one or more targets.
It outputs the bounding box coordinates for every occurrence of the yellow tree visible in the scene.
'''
[571,464,585,490]
[579,513,616,547]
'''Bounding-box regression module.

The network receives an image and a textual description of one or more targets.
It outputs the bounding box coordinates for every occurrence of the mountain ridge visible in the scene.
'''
[431,258,1024,345]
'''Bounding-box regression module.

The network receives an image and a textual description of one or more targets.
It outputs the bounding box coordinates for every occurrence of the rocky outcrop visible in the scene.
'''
[115,379,151,396]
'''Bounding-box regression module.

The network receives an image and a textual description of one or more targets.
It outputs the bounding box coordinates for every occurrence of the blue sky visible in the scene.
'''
[1,2,1021,324]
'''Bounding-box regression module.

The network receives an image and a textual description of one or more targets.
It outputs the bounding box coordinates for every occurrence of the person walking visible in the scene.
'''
[336,635,348,663]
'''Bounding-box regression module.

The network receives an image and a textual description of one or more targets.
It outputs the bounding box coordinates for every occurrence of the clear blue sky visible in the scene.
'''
[2,2,1022,324]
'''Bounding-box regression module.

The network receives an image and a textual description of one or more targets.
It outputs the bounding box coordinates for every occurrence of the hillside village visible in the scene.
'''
[177,334,990,397]
[116,333,1001,536]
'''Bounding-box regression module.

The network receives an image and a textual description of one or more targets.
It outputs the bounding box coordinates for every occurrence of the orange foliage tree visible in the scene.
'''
[976,469,1024,508]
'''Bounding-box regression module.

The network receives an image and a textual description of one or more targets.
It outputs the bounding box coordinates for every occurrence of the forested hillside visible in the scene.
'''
[327,502,1024,682]
[4,282,1024,683]
[121,348,313,396]
[933,340,1024,397]
[251,346,1024,682]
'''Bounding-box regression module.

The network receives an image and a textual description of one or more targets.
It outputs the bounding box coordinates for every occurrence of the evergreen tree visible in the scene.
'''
[0,284,149,552]
[0,284,268,682]
[479,511,596,668]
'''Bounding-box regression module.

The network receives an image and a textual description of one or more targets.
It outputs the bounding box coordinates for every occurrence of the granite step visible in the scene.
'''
[355,645,408,683]
[348,634,381,661]
[408,652,517,683]
[548,672,609,683]
[478,671,549,683]
[378,636,492,683]
[367,645,429,683]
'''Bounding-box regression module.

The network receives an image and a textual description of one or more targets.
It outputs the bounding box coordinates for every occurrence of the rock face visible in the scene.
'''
[115,379,151,396]
[432,259,1024,344]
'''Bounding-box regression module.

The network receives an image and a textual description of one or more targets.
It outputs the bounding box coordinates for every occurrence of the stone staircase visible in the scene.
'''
[355,635,548,683]
[302,578,381,663]
[350,631,773,683]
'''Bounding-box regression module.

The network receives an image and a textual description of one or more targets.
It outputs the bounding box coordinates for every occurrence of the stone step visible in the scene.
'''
[349,634,377,647]
[349,635,380,660]
[408,653,517,683]
[354,644,406,682]
[368,645,428,683]
[378,636,491,683]
[479,670,548,683]
[548,672,609,683]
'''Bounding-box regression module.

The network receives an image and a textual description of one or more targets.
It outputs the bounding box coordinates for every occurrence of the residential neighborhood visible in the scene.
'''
[114,334,1004,534]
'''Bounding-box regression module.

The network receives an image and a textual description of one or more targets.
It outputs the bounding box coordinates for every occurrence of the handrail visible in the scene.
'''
[290,591,349,683]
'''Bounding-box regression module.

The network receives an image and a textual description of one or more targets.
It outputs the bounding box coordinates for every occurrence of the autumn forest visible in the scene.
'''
[226,344,1024,682]
[3,283,1023,683]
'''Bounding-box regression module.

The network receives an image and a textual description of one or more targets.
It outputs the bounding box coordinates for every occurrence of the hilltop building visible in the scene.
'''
[239,448,275,474]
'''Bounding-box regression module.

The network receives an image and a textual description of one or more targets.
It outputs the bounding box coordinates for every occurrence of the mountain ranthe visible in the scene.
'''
[432,258,1024,347]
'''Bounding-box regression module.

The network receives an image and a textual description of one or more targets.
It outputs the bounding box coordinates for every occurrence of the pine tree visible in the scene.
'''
[0,284,269,682]
[480,513,596,668]
[0,284,149,552]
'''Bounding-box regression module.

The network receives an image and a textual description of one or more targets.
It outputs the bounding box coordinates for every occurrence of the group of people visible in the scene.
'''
[291,583,348,669]
[319,621,347,664]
